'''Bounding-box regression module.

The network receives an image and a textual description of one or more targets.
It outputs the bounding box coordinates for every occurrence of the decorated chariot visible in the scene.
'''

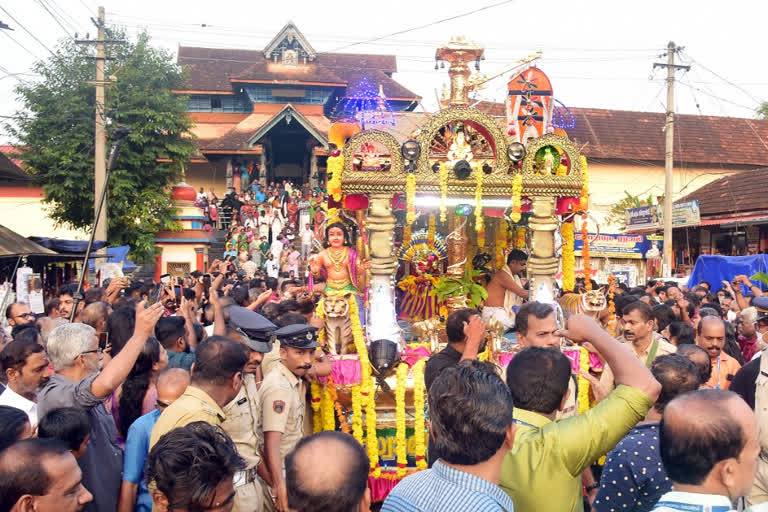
[307,36,615,501]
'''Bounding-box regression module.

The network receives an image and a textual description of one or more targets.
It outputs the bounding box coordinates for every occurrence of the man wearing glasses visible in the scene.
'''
[38,302,164,512]
[118,368,190,512]
[6,302,35,329]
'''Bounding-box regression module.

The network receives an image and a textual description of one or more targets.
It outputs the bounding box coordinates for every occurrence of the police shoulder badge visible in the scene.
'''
[273,400,285,414]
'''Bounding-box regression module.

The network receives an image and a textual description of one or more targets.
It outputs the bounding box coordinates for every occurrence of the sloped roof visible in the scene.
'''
[677,168,768,217]
[0,224,58,258]
[474,102,768,167]
[177,45,419,100]
[0,145,32,181]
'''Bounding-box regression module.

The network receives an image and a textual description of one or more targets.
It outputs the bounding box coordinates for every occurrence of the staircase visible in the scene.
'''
[209,229,229,264]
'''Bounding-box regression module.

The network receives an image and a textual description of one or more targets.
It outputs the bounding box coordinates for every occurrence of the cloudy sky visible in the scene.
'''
[1,0,766,142]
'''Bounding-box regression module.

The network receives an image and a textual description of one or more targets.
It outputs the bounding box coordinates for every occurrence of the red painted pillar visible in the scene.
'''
[195,248,204,272]
[154,249,162,283]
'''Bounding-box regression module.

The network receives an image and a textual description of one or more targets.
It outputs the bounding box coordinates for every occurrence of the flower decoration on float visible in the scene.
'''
[412,358,427,470]
[351,384,363,444]
[511,173,523,223]
[475,169,485,247]
[577,347,591,414]
[514,226,526,249]
[406,172,417,226]
[403,224,412,247]
[311,381,322,433]
[579,155,589,211]
[607,274,617,337]
[347,297,372,397]
[321,382,335,431]
[395,362,409,478]
[561,221,575,292]
[365,379,380,477]
[439,162,448,222]
[581,214,592,291]
[427,214,436,248]
[495,222,508,268]
[315,298,326,346]
[327,378,350,434]
[327,154,344,202]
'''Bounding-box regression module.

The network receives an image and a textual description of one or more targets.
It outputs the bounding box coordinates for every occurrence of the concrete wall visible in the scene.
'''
[0,186,88,240]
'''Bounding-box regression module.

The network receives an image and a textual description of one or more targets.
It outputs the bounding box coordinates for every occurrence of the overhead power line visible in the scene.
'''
[35,0,73,37]
[0,5,55,56]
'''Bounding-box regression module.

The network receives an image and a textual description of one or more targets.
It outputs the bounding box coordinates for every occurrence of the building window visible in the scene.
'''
[186,94,251,113]
[211,96,222,109]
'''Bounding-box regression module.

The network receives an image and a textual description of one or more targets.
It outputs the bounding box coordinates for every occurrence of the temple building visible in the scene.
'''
[175,22,420,194]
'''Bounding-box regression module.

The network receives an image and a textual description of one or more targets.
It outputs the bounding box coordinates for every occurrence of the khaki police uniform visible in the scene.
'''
[223,373,276,512]
[149,385,238,512]
[259,361,306,462]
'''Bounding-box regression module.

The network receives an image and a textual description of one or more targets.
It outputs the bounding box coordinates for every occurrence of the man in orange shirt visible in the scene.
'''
[696,316,741,389]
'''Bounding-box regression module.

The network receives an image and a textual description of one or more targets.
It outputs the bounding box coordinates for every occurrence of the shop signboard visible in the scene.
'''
[625,200,701,230]
[575,233,662,260]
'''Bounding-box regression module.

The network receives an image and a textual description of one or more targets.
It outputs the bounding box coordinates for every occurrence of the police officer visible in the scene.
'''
[222,306,278,512]
[259,324,317,512]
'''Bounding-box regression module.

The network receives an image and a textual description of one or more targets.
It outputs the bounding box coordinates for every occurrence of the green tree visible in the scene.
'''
[758,102,768,119]
[606,191,655,230]
[8,31,194,262]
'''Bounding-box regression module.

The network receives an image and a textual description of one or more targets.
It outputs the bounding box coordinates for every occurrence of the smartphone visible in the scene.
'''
[98,331,109,350]
[160,274,171,285]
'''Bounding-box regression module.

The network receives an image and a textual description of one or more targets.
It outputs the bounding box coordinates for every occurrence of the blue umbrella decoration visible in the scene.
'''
[331,76,396,129]
[551,98,576,130]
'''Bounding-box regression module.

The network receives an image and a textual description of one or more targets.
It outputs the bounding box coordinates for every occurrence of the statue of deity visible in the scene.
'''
[308,219,369,354]
[447,127,474,165]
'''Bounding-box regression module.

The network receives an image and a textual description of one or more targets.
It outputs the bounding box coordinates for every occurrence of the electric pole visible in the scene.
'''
[76,7,121,257]
[654,42,689,277]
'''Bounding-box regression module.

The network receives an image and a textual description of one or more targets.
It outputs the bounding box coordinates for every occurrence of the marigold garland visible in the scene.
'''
[347,297,372,395]
[561,221,575,292]
[427,214,436,248]
[351,384,363,444]
[311,382,322,433]
[406,173,417,226]
[607,274,617,337]
[495,223,507,268]
[577,346,591,414]
[321,382,335,431]
[474,169,485,247]
[514,226,526,249]
[511,173,523,223]
[439,162,448,222]
[395,362,409,478]
[315,298,326,346]
[403,224,412,248]
[412,359,427,470]
[365,379,380,477]
[327,155,344,202]
[581,215,592,290]
[579,155,589,211]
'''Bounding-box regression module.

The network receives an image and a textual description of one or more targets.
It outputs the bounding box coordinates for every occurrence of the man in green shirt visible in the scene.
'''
[500,314,661,512]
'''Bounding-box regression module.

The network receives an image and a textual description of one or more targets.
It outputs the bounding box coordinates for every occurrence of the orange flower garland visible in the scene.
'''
[607,274,617,337]
[327,378,350,434]
[581,214,592,290]
[514,227,526,249]
[561,221,575,292]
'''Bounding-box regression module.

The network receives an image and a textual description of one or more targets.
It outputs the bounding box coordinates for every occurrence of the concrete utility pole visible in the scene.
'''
[654,42,690,276]
[94,6,107,247]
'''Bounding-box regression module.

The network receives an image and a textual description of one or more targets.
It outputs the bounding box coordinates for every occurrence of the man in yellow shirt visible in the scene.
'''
[149,336,247,448]
[499,315,661,512]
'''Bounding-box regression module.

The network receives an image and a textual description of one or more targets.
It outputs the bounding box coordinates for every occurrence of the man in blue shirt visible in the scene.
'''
[117,368,190,512]
[383,361,516,512]
[593,355,700,512]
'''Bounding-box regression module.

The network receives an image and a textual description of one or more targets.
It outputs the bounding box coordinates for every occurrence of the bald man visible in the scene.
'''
[286,431,370,512]
[117,368,190,512]
[655,389,759,511]
[696,316,741,390]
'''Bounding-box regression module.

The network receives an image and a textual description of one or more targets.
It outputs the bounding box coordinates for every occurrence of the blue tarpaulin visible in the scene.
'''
[88,245,137,272]
[687,255,768,292]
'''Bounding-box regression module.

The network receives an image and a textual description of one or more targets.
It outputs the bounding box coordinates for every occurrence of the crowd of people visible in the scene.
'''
[1,240,768,511]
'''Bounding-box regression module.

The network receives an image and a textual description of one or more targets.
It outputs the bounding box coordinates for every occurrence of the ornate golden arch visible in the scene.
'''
[342,130,404,175]
[520,133,583,197]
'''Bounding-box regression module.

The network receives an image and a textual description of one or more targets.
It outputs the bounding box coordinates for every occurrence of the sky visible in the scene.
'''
[1,0,766,144]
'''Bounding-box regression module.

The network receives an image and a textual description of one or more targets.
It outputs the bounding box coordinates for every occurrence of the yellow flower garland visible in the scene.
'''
[561,221,575,292]
[311,382,322,433]
[347,297,371,396]
[579,155,589,211]
[412,359,427,470]
[581,215,592,290]
[321,383,335,431]
[495,223,507,268]
[439,162,448,222]
[351,384,363,445]
[395,362,408,478]
[607,274,617,337]
[514,227,526,249]
[427,214,436,248]
[511,173,523,223]
[327,155,344,202]
[577,346,590,414]
[403,224,411,248]
[406,172,417,226]
[315,298,326,347]
[474,169,485,247]
[365,379,380,477]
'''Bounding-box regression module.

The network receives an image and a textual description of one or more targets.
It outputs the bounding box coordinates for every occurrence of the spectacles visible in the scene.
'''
[80,348,103,356]
[15,312,34,319]
[156,399,172,409]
